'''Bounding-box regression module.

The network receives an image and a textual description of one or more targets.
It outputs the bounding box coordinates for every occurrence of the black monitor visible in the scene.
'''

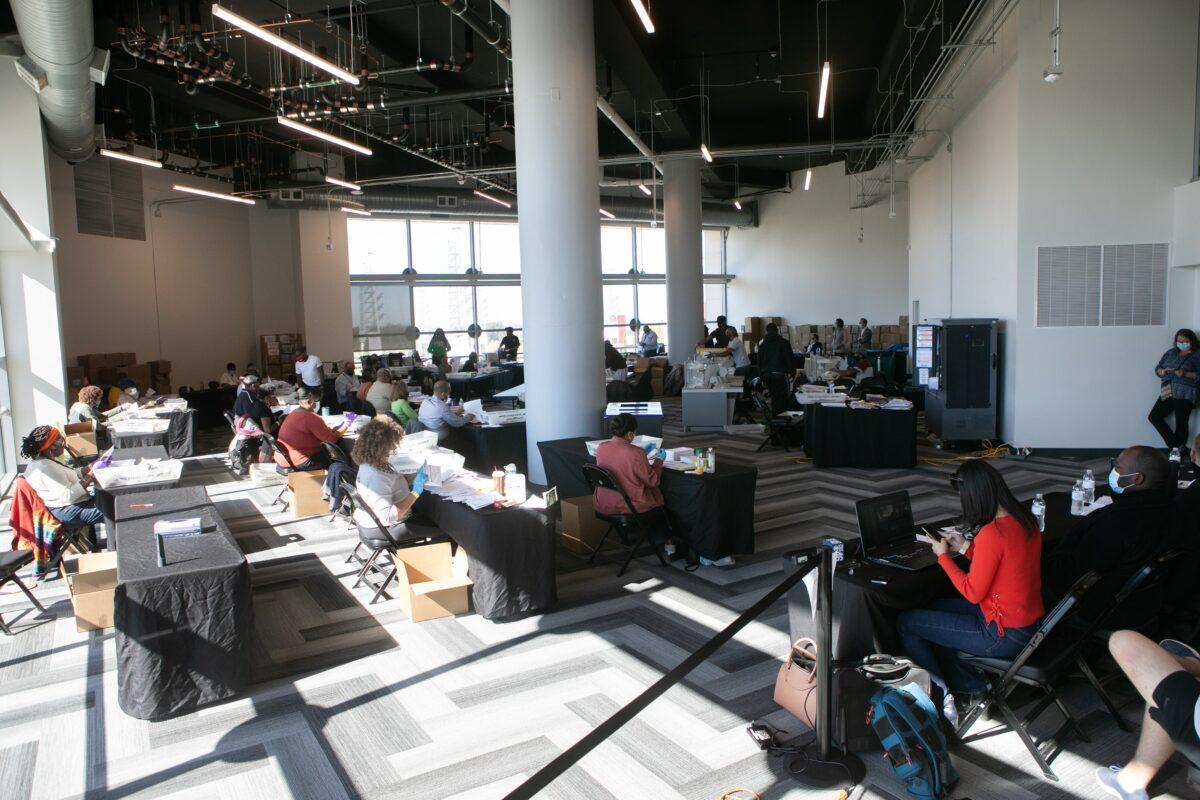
[854,491,915,555]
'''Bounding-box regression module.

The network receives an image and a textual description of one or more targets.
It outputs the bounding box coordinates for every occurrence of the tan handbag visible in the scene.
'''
[774,636,819,729]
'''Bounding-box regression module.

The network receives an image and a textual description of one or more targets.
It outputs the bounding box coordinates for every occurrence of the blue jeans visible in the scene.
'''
[897,597,1037,695]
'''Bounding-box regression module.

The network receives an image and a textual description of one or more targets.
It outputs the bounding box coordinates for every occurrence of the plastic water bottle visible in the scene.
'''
[1031,493,1046,533]
[706,447,716,473]
[1081,469,1095,505]
[1070,480,1085,516]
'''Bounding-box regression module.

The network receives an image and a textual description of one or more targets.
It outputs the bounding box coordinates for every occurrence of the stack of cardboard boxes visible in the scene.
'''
[631,355,669,396]
[75,353,172,395]
[260,333,306,380]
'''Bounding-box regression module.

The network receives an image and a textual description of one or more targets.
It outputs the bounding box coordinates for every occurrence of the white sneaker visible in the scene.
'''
[941,694,959,730]
[700,555,736,567]
[1095,766,1149,800]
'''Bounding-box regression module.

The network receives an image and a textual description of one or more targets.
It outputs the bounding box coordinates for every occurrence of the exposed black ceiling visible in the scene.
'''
[4,0,974,200]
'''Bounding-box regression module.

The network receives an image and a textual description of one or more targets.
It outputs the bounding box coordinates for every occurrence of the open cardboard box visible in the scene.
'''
[392,542,472,622]
[287,469,328,518]
[63,421,97,456]
[61,551,118,632]
[560,496,611,556]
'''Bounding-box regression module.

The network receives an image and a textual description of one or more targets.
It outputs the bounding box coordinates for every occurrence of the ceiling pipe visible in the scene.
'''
[596,96,662,175]
[9,0,106,162]
[438,0,510,59]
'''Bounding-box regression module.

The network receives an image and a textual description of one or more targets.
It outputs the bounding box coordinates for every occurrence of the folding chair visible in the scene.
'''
[222,410,238,434]
[322,441,357,524]
[955,571,1104,781]
[0,550,45,635]
[261,432,298,509]
[752,392,793,452]
[340,477,444,604]
[580,463,668,576]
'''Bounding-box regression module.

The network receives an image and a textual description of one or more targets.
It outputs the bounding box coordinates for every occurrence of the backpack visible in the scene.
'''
[868,682,958,800]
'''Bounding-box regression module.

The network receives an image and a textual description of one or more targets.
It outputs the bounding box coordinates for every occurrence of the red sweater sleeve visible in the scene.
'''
[305,412,339,444]
[938,528,1002,605]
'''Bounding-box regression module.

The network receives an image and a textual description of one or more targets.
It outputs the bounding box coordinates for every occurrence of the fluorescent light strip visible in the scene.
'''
[173,184,256,205]
[473,189,512,209]
[700,143,713,163]
[325,175,362,191]
[629,0,655,33]
[341,206,371,216]
[599,208,616,220]
[211,3,359,85]
[817,61,831,119]
[638,183,652,196]
[278,116,373,156]
[733,200,742,210]
[100,148,162,168]
[804,168,813,191]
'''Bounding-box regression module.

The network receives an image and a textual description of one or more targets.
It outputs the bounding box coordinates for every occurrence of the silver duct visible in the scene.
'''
[10,0,102,162]
[267,186,755,227]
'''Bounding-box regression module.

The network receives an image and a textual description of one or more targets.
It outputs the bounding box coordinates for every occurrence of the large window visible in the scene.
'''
[348,219,727,359]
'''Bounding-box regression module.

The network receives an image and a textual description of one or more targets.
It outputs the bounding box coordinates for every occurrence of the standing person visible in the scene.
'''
[498,327,521,361]
[334,361,358,406]
[294,347,324,391]
[857,318,873,351]
[829,319,847,354]
[274,387,346,470]
[217,363,238,387]
[897,459,1044,727]
[1149,328,1200,449]
[757,323,798,413]
[428,329,451,363]
[700,316,730,348]
[20,426,104,535]
[418,380,473,442]
[639,325,659,357]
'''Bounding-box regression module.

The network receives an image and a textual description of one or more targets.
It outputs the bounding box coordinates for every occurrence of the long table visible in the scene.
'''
[113,486,251,720]
[786,491,1076,661]
[804,403,917,468]
[92,446,178,541]
[451,422,528,475]
[537,437,758,560]
[110,409,196,458]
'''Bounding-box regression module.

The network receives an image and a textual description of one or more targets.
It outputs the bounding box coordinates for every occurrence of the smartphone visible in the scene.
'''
[922,526,944,542]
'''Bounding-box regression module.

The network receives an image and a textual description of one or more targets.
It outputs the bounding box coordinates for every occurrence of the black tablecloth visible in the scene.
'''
[184,387,236,429]
[787,491,1076,661]
[113,487,251,720]
[804,404,917,468]
[446,372,495,401]
[538,437,758,560]
[414,491,557,620]
[110,410,195,459]
[93,446,175,541]
[451,423,528,474]
[497,362,524,388]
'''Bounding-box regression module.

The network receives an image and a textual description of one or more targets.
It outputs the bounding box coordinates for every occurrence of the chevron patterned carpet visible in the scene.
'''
[0,400,1194,799]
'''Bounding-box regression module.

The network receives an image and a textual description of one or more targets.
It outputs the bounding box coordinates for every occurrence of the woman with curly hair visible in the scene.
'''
[351,418,426,537]
[68,385,106,424]
[21,426,104,532]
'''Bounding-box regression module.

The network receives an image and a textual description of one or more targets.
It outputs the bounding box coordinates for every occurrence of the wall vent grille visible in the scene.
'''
[73,157,145,240]
[1036,243,1166,327]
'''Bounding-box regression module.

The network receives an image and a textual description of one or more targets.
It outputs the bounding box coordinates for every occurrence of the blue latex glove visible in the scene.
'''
[412,463,428,495]
[642,441,656,454]
[653,448,667,461]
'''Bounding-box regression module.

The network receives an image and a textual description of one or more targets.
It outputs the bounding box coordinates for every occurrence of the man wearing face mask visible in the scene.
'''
[1043,446,1173,625]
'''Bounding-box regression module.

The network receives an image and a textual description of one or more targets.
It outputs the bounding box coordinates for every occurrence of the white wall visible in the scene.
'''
[1013,0,1198,448]
[294,209,353,362]
[726,161,909,327]
[248,205,301,339]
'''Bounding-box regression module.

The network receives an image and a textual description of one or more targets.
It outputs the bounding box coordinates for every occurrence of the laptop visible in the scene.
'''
[854,491,939,572]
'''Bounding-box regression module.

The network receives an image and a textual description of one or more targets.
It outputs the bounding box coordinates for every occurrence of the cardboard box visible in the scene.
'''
[560,496,610,552]
[744,317,763,337]
[151,373,173,395]
[148,360,172,374]
[392,541,472,622]
[122,363,153,390]
[66,366,85,391]
[633,357,650,372]
[61,551,118,632]
[64,422,97,456]
[288,469,329,518]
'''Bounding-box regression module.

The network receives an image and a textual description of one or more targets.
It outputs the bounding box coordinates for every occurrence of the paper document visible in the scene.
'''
[462,399,485,420]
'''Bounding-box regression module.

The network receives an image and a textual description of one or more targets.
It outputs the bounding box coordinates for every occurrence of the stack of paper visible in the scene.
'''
[94,459,184,489]
[882,398,915,411]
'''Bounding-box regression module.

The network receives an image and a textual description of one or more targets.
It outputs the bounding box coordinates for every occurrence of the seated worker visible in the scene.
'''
[218,362,238,387]
[236,370,259,397]
[461,352,480,373]
[898,459,1044,727]
[1096,631,1200,800]
[356,374,374,404]
[236,384,277,436]
[334,361,358,406]
[107,378,141,409]
[699,315,730,349]
[639,325,659,357]
[718,326,753,375]
[604,340,628,380]
[804,333,823,356]
[294,347,324,391]
[351,418,427,537]
[410,348,424,366]
[389,383,420,428]
[232,374,261,417]
[68,385,106,424]
[594,412,670,535]
[418,380,473,442]
[498,327,521,361]
[274,387,346,470]
[1043,445,1173,626]
[21,426,104,535]
[365,368,396,414]
[837,353,875,384]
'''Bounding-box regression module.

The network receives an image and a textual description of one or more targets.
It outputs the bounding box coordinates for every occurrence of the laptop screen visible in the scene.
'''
[855,491,916,554]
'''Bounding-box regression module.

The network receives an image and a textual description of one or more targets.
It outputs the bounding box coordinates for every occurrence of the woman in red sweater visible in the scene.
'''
[898,459,1044,724]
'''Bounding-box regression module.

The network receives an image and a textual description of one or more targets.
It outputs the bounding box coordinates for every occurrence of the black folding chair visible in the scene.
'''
[752,392,793,452]
[340,476,445,604]
[261,432,298,509]
[580,463,668,576]
[222,410,238,434]
[322,441,357,524]
[0,550,45,635]
[955,571,1103,781]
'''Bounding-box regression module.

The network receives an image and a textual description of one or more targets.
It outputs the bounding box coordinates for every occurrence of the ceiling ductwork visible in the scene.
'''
[267,186,755,227]
[10,0,107,163]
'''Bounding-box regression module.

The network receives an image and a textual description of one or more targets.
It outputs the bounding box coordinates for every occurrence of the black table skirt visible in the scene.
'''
[451,423,528,475]
[113,487,251,720]
[446,373,495,401]
[787,491,1076,661]
[414,491,557,620]
[804,404,917,468]
[538,437,758,560]
[94,446,175,540]
[110,410,195,459]
[184,387,236,429]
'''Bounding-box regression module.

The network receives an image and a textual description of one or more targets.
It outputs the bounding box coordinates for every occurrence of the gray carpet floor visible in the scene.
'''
[0,399,1194,799]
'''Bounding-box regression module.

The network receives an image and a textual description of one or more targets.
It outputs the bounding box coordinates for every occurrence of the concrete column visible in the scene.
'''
[665,158,704,365]
[511,0,604,482]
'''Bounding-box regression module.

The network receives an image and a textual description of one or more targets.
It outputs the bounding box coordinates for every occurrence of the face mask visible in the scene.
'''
[1109,468,1140,494]
[1179,342,1191,351]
